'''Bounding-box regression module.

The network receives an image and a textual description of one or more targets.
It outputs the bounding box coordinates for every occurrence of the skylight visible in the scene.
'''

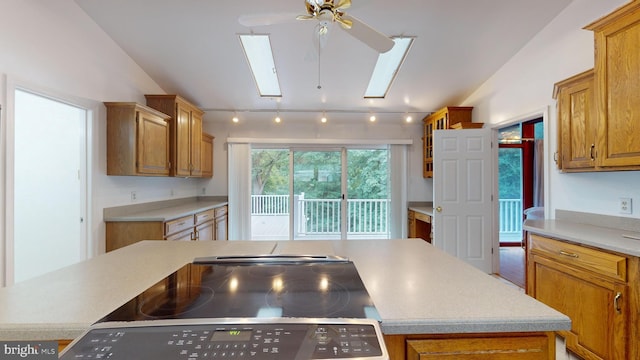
[239,34,282,97]
[364,37,414,99]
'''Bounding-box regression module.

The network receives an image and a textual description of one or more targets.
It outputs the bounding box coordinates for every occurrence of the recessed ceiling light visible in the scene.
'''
[369,115,376,122]
[239,34,282,97]
[364,37,414,99]
[275,116,281,123]
[405,115,413,123]
[232,116,239,123]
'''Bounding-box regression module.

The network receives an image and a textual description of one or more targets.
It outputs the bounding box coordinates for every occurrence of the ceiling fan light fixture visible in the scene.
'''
[239,34,282,98]
[364,36,414,99]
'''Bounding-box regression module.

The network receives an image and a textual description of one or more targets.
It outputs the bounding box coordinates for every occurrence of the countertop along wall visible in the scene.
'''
[461,0,640,220]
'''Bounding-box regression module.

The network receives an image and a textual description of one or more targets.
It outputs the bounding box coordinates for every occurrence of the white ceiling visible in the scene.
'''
[75,0,573,123]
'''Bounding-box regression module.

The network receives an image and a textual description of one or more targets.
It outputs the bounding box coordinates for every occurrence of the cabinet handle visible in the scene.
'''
[178,222,185,226]
[553,152,558,164]
[559,250,579,258]
[590,144,595,161]
[614,292,622,314]
[192,230,198,241]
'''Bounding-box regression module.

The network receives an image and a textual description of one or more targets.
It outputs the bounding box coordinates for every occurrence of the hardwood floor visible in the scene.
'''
[499,247,525,288]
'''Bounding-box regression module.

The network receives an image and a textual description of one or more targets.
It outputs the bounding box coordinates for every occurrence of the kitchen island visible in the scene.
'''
[0,239,570,359]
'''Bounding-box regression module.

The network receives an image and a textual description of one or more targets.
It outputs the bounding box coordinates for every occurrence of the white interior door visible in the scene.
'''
[433,128,494,273]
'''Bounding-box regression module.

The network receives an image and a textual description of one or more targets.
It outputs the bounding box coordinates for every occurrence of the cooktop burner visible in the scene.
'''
[100,257,380,322]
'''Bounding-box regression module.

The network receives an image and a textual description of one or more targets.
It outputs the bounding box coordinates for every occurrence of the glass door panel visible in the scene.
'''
[293,150,342,240]
[498,147,523,244]
[346,149,389,239]
[250,149,290,240]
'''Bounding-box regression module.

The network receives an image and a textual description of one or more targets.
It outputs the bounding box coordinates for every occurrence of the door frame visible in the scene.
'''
[490,107,551,273]
[3,77,94,285]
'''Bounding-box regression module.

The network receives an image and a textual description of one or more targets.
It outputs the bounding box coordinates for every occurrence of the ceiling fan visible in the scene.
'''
[239,0,394,53]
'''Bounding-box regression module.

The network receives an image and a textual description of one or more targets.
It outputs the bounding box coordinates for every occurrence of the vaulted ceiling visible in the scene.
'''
[75,0,573,123]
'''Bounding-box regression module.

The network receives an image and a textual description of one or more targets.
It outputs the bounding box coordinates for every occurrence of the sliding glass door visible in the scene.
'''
[251,147,389,240]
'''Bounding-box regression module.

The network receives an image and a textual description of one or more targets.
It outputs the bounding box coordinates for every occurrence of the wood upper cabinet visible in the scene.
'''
[201,133,214,178]
[552,69,596,171]
[105,102,171,176]
[582,2,640,170]
[422,106,473,178]
[527,234,639,360]
[145,95,204,177]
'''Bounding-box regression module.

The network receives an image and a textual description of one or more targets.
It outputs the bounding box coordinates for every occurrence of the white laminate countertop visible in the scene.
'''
[524,219,640,257]
[0,239,570,341]
[103,199,228,222]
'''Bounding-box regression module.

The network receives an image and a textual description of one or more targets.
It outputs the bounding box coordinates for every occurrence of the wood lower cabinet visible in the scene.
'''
[408,210,431,243]
[527,234,639,360]
[385,332,555,360]
[104,102,171,176]
[422,107,473,178]
[214,205,228,241]
[106,206,226,251]
[145,95,204,177]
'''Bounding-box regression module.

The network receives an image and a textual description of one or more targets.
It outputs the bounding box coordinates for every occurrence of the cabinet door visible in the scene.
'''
[589,4,640,168]
[190,110,203,176]
[201,133,214,177]
[556,71,596,170]
[136,110,171,175]
[175,105,192,177]
[165,228,194,241]
[215,215,228,241]
[196,221,214,241]
[529,254,627,359]
[408,211,416,237]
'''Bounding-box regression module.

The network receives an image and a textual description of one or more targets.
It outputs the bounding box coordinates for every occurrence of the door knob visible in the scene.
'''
[435,206,442,213]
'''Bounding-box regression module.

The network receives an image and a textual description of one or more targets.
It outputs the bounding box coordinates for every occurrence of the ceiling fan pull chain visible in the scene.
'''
[317,34,322,89]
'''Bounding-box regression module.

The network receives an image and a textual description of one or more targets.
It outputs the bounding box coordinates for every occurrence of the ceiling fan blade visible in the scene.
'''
[335,0,352,11]
[335,15,353,29]
[296,14,317,21]
[340,14,394,53]
[238,13,298,27]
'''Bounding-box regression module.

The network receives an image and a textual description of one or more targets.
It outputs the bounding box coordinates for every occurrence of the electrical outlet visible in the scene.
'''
[131,191,137,202]
[619,197,632,214]
[201,187,206,195]
[170,188,175,196]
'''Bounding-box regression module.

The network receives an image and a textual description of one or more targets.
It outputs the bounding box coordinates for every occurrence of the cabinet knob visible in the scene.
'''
[435,206,442,213]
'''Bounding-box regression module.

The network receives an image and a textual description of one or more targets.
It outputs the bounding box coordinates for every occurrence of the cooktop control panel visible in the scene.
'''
[60,318,389,360]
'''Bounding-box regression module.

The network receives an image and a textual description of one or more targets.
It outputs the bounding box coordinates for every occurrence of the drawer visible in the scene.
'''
[414,212,431,223]
[165,215,194,236]
[195,209,215,225]
[529,234,627,281]
[165,228,194,241]
[215,206,228,218]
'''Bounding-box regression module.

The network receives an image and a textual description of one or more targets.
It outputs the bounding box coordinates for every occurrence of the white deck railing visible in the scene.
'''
[251,194,388,236]
[252,195,521,239]
[499,198,523,241]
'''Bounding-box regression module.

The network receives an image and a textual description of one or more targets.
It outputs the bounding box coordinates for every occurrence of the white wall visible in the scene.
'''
[462,0,640,219]
[0,0,207,280]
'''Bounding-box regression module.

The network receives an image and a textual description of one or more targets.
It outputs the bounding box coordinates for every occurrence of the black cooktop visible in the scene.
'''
[100,257,380,322]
